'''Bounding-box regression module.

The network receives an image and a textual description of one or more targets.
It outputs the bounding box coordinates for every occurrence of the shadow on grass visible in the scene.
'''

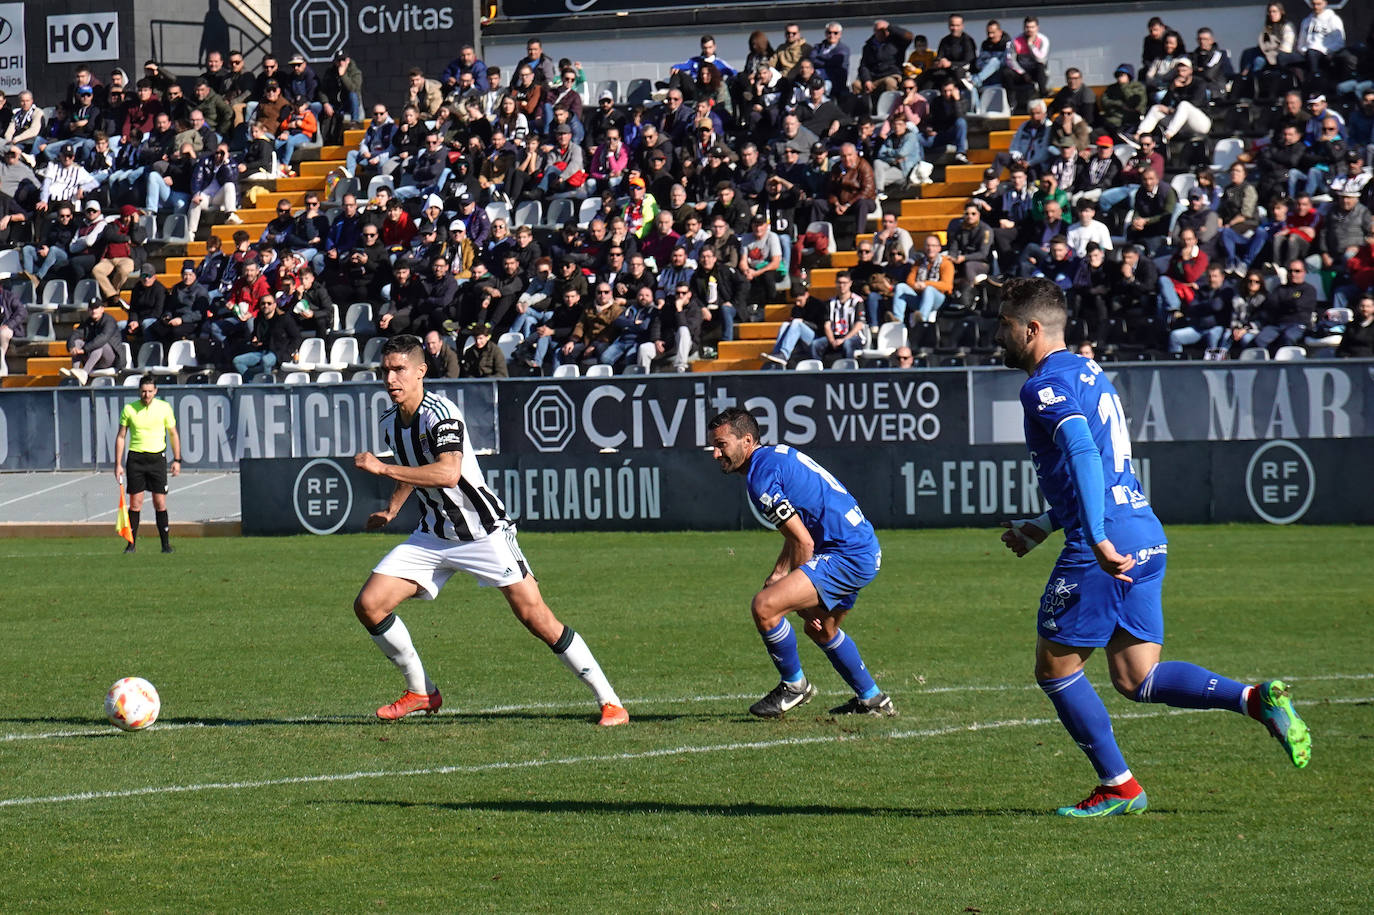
[449,711,693,724]
[0,710,687,731]
[338,797,1059,818]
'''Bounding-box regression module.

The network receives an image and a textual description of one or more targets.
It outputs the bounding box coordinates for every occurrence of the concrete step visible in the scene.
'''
[738,322,782,340]
[898,215,959,232]
[692,356,761,373]
[922,181,981,198]
[273,176,330,192]
[943,164,987,184]
[764,303,790,321]
[209,222,270,244]
[241,188,311,208]
[901,197,967,217]
[344,129,365,146]
[717,339,771,361]
[26,356,71,375]
[299,160,347,177]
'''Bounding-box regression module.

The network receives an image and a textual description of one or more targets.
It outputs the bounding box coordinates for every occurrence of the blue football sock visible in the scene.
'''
[761,619,804,684]
[1040,671,1131,783]
[1135,661,1249,713]
[821,630,880,699]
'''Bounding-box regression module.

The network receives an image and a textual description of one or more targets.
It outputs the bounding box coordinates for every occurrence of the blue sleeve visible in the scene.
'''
[747,454,797,529]
[1054,415,1107,543]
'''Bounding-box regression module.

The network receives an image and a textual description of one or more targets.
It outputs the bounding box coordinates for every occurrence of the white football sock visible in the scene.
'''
[554,629,621,707]
[370,614,435,695]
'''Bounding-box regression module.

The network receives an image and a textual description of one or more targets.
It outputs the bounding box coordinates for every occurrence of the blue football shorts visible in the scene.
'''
[1037,544,1168,647]
[799,548,881,613]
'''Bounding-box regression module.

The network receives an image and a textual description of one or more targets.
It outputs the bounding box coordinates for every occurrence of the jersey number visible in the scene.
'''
[1096,393,1133,474]
[794,450,847,495]
[792,449,866,528]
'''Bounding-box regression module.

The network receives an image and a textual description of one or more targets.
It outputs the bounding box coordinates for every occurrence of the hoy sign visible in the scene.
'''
[47,12,119,63]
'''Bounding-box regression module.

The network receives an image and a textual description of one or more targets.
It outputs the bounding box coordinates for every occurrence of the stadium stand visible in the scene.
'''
[2,6,1373,385]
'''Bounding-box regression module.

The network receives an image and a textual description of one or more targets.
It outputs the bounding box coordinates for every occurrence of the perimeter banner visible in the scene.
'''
[3,362,1372,471]
[0,381,496,471]
[240,437,1372,534]
[495,370,968,455]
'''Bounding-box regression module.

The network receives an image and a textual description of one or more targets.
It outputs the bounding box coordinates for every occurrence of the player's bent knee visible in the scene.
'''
[750,592,786,630]
[354,587,398,626]
[1112,672,1146,699]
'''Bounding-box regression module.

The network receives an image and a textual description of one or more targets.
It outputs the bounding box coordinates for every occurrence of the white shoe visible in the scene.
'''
[71,367,89,385]
[225,213,243,225]
[59,366,73,377]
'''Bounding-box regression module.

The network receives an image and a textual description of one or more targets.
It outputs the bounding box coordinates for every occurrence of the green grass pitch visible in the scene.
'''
[1,525,1370,912]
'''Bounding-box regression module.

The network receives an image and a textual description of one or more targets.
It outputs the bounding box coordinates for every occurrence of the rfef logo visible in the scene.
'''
[293,458,353,534]
[1244,440,1315,525]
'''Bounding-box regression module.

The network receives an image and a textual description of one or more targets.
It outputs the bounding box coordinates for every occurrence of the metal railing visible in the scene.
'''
[148,20,270,72]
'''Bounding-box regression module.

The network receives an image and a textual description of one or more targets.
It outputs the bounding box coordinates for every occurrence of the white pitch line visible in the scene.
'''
[79,473,235,522]
[0,474,103,508]
[4,698,1368,810]
[5,673,1372,743]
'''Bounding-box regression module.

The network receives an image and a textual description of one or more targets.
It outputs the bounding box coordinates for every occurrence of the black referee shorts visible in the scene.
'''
[126,451,168,495]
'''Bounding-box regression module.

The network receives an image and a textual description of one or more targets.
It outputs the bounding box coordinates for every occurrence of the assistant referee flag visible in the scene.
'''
[116,489,134,544]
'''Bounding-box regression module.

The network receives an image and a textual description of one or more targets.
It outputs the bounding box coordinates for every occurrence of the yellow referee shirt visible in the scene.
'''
[119,398,176,455]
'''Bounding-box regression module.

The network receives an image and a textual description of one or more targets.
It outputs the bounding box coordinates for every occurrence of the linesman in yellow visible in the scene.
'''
[114,374,183,554]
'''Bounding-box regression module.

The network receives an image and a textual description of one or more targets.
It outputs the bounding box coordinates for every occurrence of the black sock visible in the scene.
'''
[155,510,170,548]
[129,510,141,543]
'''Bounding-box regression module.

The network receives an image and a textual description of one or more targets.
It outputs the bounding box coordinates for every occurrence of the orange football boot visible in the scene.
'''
[376,689,443,720]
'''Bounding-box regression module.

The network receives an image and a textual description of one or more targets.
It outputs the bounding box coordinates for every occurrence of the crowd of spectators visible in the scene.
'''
[3,5,1374,382]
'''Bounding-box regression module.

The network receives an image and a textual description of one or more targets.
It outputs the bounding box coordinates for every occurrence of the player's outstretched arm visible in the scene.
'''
[355,449,461,490]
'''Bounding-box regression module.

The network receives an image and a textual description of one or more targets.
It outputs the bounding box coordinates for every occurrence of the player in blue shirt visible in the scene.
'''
[994,277,1311,817]
[708,407,895,719]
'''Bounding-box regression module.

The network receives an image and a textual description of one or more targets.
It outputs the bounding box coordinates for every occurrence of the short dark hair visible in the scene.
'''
[381,334,425,362]
[1001,277,1067,335]
[707,406,760,441]
[139,374,157,388]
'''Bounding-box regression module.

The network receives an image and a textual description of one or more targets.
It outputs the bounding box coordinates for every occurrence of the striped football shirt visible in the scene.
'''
[380,390,509,542]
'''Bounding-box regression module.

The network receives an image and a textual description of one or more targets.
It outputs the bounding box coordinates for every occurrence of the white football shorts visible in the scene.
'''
[373,524,532,598]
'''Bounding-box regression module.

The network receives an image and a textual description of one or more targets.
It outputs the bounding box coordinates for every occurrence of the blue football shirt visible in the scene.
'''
[745,445,880,555]
[1020,350,1166,557]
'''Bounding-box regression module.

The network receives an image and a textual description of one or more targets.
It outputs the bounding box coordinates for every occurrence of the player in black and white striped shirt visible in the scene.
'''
[352,335,628,726]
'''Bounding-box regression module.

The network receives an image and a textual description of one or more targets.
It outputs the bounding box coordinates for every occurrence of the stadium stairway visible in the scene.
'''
[4,116,1039,381]
[2,130,362,386]
[699,115,1024,372]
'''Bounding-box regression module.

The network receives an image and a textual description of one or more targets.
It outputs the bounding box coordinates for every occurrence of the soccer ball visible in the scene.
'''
[104,677,161,731]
